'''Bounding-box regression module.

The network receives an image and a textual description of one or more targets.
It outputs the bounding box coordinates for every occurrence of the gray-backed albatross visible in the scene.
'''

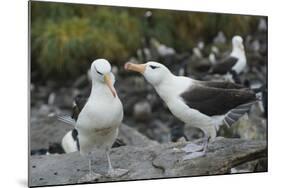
[58,59,128,182]
[125,61,257,159]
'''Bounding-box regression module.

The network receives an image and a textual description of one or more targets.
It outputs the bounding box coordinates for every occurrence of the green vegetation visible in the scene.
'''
[31,2,259,79]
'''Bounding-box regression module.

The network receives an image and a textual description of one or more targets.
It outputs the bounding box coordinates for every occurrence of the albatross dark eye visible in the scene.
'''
[94,66,103,75]
[150,65,159,69]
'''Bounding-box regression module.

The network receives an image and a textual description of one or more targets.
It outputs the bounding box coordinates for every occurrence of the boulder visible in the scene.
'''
[29,138,267,187]
[30,115,158,151]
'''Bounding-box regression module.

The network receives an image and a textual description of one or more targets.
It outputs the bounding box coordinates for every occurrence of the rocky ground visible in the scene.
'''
[30,138,267,187]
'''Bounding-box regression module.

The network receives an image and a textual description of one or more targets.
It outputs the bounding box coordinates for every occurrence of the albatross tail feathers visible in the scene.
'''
[56,115,76,126]
[223,101,257,127]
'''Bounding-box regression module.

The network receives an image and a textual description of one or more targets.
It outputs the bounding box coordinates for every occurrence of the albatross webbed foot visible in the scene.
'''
[182,151,206,160]
[181,142,204,153]
[182,136,210,160]
[105,149,129,178]
[78,158,102,183]
[106,168,129,178]
[181,142,205,160]
[78,172,102,183]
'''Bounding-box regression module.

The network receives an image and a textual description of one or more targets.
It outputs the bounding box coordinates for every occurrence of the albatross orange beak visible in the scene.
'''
[124,63,146,74]
[104,74,117,98]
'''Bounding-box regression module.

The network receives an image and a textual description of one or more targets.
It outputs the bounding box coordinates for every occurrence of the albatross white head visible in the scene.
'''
[90,59,117,97]
[124,61,172,86]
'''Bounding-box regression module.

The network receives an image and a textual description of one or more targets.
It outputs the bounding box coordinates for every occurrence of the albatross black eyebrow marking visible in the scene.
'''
[150,65,160,69]
[94,66,103,75]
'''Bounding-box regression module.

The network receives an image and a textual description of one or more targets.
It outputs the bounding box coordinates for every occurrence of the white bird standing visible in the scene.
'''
[210,35,247,84]
[59,59,128,182]
[125,61,257,159]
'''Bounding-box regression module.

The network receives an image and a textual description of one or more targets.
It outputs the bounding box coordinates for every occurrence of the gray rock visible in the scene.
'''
[133,101,152,122]
[30,115,157,151]
[231,157,267,173]
[119,124,158,147]
[29,138,267,187]
[53,88,79,109]
[39,104,51,115]
[218,114,267,140]
[30,115,73,151]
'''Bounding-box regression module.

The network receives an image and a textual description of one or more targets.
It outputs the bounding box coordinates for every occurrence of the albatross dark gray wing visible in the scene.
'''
[71,94,88,121]
[180,84,257,116]
[224,101,257,127]
[196,80,245,89]
[210,56,238,74]
[71,129,80,151]
[56,94,88,125]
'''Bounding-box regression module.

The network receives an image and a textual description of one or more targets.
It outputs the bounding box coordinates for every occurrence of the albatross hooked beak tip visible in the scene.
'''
[104,74,117,98]
[124,62,146,74]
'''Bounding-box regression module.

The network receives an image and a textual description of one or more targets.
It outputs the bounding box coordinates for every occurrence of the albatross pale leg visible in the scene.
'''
[89,159,92,176]
[106,150,114,172]
[202,136,210,153]
[105,149,129,178]
[78,155,102,183]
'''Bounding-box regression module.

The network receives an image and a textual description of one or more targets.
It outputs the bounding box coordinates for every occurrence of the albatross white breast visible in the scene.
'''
[125,61,257,159]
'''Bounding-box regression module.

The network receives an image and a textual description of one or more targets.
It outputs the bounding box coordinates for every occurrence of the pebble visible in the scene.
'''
[38,104,51,115]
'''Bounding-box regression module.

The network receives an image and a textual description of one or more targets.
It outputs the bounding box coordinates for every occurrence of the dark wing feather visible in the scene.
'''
[180,84,256,116]
[71,129,80,151]
[196,80,245,89]
[71,95,88,121]
[224,101,256,127]
[211,56,238,74]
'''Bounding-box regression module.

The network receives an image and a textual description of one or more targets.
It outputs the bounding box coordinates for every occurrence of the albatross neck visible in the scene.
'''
[89,80,114,100]
[154,73,191,102]
[231,46,245,58]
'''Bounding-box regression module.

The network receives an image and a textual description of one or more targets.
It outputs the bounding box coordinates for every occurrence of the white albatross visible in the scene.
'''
[125,61,257,159]
[210,35,247,83]
[58,59,128,182]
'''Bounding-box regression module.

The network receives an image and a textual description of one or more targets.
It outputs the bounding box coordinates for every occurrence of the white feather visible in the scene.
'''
[61,131,78,153]
[57,115,76,126]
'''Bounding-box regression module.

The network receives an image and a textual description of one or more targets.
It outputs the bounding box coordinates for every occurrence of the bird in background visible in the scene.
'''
[125,61,258,160]
[57,59,128,182]
[209,35,247,84]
